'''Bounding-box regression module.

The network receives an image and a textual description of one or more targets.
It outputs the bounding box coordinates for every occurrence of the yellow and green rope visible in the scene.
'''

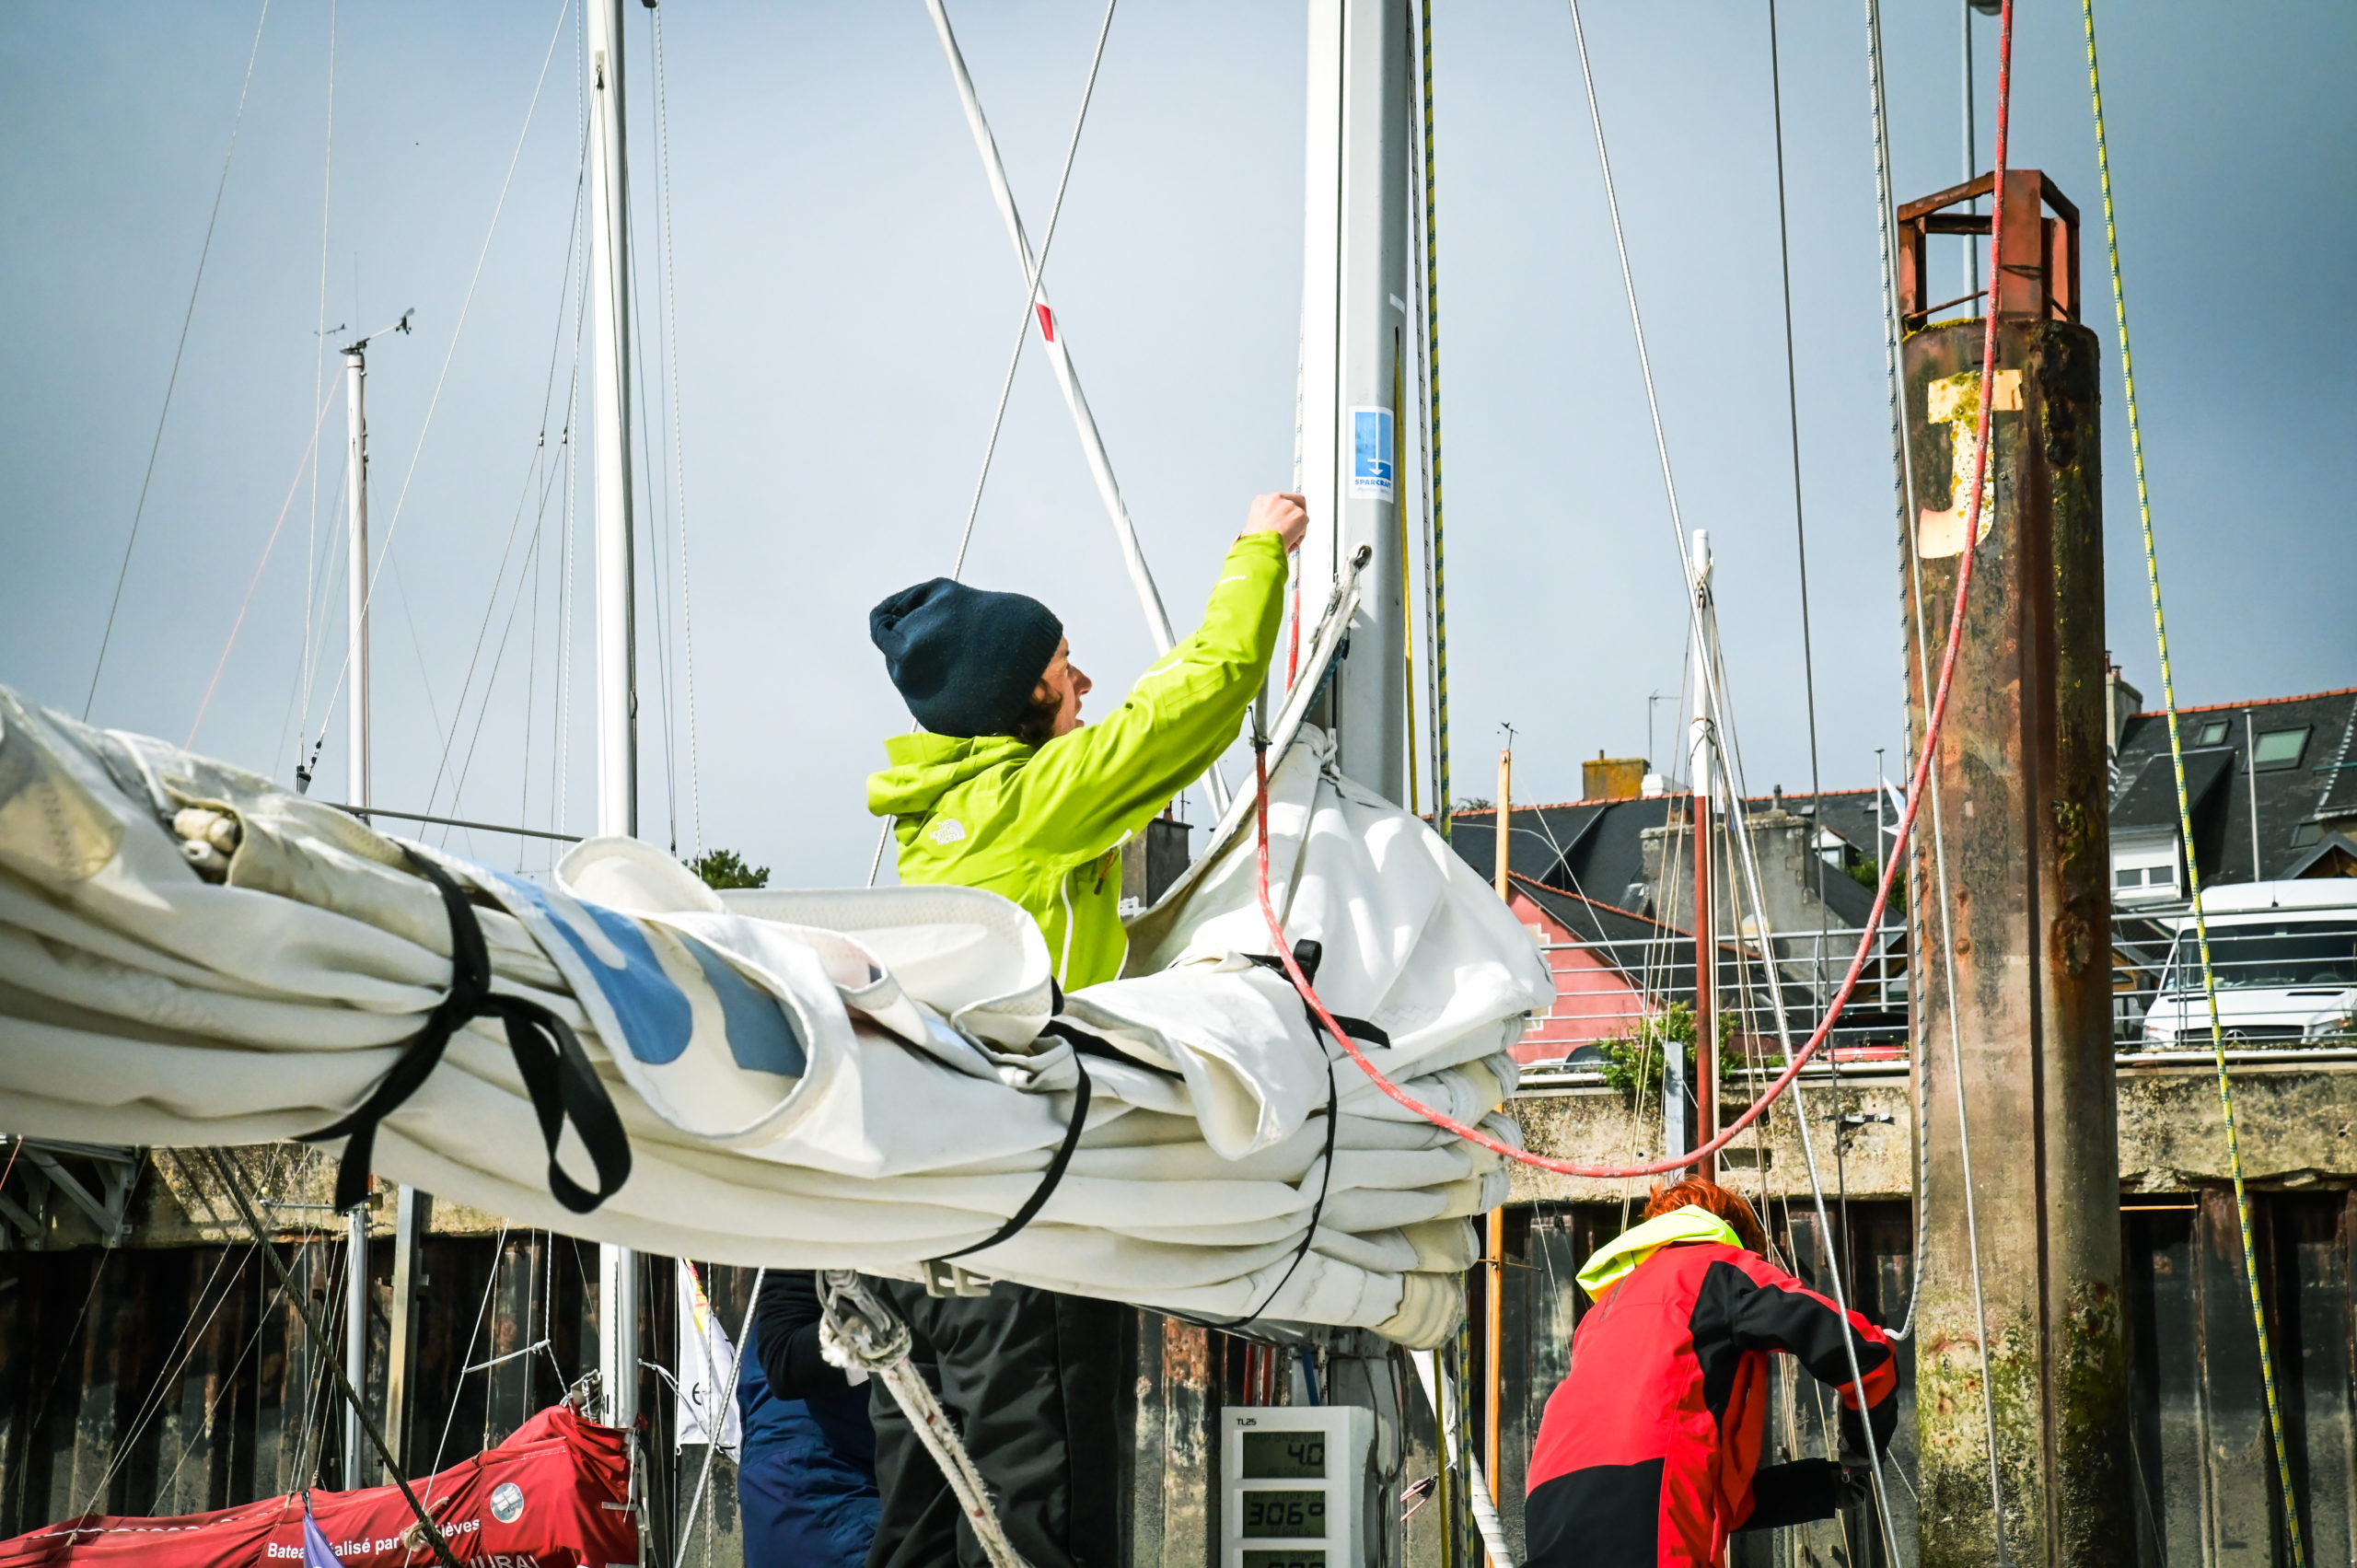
[2084,4,2304,1561]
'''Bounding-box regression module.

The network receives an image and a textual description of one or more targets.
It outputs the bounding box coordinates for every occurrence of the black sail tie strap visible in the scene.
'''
[1220,938,1382,1330]
[930,1064,1092,1264]
[303,846,632,1215]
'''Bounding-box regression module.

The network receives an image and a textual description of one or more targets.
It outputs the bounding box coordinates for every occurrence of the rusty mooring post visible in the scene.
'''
[1898,171,2132,1568]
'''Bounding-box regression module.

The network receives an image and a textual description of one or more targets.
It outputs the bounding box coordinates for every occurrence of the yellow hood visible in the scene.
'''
[1573,1205,1741,1301]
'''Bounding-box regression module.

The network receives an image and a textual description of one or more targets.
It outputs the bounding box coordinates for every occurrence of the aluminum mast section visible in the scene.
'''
[1296,7,1419,1564]
[586,0,641,1437]
[1299,0,1411,806]
[341,338,370,1490]
[1686,530,1715,1177]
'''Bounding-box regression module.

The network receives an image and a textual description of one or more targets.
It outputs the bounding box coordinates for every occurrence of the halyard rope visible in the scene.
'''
[2083,4,2305,1559]
[1256,0,2018,1183]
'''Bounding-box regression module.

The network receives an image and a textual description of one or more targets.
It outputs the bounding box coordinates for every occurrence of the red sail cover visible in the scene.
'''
[0,1403,637,1567]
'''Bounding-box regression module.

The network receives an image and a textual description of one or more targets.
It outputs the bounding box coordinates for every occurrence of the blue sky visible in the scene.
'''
[4,2,2351,884]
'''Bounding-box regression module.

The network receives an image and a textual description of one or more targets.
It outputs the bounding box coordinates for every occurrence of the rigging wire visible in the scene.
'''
[651,0,704,858]
[1706,618,1905,1564]
[865,0,1123,886]
[309,0,575,749]
[85,0,274,721]
[186,381,345,748]
[1879,0,2004,1542]
[421,130,593,821]
[674,1268,766,1565]
[1764,0,1831,1021]
[626,182,681,853]
[1866,0,1946,1355]
[2083,3,2305,1557]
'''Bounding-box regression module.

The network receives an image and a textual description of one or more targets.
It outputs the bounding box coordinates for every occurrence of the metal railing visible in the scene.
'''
[1516,924,1909,1081]
[1512,903,2357,1085]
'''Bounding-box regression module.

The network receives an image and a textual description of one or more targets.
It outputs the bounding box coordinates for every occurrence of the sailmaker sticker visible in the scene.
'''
[1349,407,1395,503]
[490,1481,527,1523]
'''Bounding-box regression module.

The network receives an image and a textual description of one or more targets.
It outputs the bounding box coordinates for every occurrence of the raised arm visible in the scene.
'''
[1009,500,1301,861]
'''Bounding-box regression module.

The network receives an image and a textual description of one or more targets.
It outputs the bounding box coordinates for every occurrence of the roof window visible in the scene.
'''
[2194,719,2231,747]
[2292,822,2324,848]
[2253,726,2310,770]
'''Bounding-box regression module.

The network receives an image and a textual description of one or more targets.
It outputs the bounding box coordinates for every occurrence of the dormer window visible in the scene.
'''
[2253,726,2311,770]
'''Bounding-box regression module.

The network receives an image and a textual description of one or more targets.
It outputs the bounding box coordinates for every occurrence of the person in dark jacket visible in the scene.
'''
[737,1272,880,1568]
[1525,1180,1898,1568]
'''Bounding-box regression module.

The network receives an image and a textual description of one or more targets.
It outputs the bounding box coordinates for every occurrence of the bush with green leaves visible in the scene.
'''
[1596,1002,1746,1098]
[686,847,769,890]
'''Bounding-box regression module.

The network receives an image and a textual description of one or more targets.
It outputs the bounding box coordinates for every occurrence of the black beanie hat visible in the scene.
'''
[869,578,1064,738]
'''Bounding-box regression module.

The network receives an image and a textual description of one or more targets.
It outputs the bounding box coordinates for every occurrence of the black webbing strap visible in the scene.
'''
[1218,938,1383,1330]
[930,1063,1092,1264]
[302,846,633,1215]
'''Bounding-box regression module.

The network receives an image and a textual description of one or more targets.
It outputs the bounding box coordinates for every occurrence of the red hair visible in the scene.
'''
[1642,1179,1766,1254]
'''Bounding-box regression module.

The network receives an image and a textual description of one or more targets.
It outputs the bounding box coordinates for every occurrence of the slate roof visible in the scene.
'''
[2109,686,2357,884]
[1439,685,2356,922]
[1444,784,1898,932]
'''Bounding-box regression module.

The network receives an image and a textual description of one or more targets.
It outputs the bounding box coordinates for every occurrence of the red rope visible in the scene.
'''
[1250,0,2017,1179]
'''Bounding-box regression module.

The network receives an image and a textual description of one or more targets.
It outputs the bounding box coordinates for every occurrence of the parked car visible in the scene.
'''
[2140,880,2357,1047]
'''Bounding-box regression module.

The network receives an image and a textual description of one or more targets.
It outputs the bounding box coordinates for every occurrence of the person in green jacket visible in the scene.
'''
[867,490,1307,990]
[857,491,1305,1568]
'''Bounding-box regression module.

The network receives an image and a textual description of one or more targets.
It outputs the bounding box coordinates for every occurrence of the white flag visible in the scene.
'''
[674,1260,743,1457]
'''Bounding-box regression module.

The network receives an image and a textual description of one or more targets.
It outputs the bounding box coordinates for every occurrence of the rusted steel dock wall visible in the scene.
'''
[1902,309,2133,1568]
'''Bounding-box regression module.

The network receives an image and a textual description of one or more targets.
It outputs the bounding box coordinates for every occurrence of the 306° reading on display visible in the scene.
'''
[1241,1432,1328,1480]
[1238,1491,1327,1539]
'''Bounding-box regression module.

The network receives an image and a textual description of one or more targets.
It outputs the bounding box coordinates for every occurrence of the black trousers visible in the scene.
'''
[863,1277,1124,1568]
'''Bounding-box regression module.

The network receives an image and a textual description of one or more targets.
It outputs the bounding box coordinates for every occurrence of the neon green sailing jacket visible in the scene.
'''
[866,531,1289,991]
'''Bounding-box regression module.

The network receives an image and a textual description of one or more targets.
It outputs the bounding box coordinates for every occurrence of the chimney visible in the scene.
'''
[1583,751,1648,802]
[2104,655,2142,757]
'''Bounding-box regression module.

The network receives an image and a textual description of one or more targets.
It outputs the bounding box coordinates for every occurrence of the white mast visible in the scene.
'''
[1299,0,1411,805]
[341,337,371,1489]
[586,0,641,1437]
[1300,6,1419,1560]
[1683,529,1716,1177]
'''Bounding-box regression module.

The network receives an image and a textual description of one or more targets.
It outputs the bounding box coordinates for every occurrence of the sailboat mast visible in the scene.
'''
[1299,0,1411,807]
[341,339,372,1489]
[1686,530,1716,1179]
[586,0,643,1440]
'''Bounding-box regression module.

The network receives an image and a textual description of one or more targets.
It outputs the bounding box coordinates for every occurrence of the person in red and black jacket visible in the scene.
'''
[1524,1179,1898,1568]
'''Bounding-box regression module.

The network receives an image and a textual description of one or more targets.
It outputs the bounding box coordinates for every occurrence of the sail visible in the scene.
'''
[0,685,1547,1345]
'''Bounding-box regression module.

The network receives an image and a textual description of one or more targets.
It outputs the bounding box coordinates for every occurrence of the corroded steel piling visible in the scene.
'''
[1901,170,2132,1568]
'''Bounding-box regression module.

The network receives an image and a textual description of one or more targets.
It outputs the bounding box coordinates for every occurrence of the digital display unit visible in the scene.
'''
[1221,1406,1373,1568]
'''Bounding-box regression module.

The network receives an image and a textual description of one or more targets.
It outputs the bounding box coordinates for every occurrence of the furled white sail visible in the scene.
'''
[0,686,1546,1345]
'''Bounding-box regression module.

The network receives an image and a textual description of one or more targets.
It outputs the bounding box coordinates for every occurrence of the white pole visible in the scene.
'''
[586,0,641,1441]
[344,348,370,819]
[1685,529,1716,1178]
[340,341,371,1490]
[923,0,1170,653]
[1300,0,1410,805]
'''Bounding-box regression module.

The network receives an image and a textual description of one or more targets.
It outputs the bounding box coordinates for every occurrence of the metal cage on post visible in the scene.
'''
[1897,169,2081,330]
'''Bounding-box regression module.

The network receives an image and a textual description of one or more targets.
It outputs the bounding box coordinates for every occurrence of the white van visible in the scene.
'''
[2141,880,2357,1047]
